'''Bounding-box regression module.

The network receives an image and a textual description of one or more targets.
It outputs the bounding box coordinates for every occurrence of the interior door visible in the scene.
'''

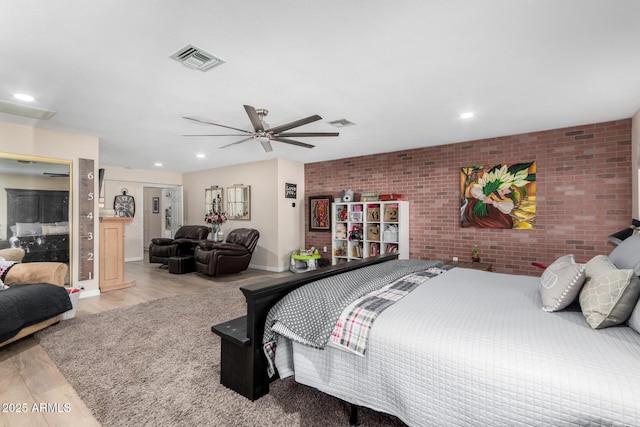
[170,186,183,238]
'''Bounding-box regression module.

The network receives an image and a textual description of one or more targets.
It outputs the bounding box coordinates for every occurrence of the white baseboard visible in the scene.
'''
[249,263,289,273]
[79,289,100,299]
[125,256,144,262]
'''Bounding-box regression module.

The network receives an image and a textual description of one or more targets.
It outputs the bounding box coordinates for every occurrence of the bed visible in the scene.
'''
[212,241,640,426]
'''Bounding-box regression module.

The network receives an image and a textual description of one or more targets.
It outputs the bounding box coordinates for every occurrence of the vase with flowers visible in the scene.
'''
[205,211,228,242]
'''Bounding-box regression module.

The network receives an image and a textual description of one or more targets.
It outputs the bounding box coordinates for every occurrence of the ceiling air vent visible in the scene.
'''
[170,44,225,72]
[0,100,56,120]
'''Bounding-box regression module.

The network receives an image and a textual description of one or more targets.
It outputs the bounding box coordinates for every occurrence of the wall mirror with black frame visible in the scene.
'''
[0,153,72,275]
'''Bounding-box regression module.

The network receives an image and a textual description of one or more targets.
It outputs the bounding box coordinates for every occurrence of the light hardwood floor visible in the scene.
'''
[0,259,288,427]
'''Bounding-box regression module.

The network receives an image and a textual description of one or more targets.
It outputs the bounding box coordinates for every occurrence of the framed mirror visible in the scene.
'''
[227,185,251,220]
[205,186,223,215]
[0,152,72,277]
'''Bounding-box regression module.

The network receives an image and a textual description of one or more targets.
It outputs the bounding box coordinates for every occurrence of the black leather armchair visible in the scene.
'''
[148,225,211,265]
[194,228,260,276]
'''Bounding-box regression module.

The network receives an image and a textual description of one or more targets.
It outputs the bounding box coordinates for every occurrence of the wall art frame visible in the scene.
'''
[309,195,332,231]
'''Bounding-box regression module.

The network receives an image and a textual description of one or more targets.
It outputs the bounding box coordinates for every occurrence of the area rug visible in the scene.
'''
[35,275,403,427]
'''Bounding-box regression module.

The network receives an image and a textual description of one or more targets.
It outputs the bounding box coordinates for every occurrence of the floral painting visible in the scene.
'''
[461,162,537,229]
[309,195,332,231]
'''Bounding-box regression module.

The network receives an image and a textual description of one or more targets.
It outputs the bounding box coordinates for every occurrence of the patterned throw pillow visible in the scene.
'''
[539,254,586,312]
[579,255,640,329]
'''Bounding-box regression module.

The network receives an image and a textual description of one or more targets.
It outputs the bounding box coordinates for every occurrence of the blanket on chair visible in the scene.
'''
[0,283,71,343]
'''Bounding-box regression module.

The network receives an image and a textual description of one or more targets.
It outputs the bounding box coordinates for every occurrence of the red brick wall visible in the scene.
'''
[305,119,633,276]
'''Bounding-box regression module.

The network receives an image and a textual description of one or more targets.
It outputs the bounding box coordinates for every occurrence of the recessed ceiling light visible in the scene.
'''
[196,153,206,158]
[14,93,35,102]
[460,112,475,119]
[154,162,163,167]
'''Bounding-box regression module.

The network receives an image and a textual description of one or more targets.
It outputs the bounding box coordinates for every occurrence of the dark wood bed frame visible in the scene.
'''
[211,253,399,401]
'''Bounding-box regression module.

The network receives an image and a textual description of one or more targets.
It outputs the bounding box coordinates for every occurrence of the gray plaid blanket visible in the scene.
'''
[263,259,444,377]
[328,266,451,355]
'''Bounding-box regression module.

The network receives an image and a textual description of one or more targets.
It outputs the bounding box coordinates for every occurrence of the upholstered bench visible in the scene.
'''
[168,255,195,274]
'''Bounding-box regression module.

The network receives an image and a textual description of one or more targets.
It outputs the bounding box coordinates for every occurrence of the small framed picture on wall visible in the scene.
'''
[152,197,160,214]
[285,183,297,199]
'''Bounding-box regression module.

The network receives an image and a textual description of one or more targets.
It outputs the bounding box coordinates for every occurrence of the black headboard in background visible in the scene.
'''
[5,188,69,238]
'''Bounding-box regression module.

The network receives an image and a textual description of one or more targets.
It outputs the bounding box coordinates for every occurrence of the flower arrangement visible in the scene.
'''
[205,212,227,227]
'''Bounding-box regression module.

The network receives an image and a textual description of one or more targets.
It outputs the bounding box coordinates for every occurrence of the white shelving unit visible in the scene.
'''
[331,201,409,265]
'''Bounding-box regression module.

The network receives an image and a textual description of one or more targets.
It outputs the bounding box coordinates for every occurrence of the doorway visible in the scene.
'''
[142,185,183,253]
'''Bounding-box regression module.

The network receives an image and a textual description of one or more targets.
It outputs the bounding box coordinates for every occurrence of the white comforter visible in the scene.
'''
[277,268,640,426]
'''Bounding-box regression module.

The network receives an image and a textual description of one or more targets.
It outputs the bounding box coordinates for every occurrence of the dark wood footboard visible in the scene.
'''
[211,253,399,400]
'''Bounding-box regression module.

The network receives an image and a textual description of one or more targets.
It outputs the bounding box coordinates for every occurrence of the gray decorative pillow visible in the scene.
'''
[609,233,640,276]
[539,254,586,312]
[579,255,640,329]
[628,298,640,334]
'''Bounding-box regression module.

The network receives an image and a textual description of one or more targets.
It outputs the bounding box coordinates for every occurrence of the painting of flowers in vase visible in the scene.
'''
[460,162,537,229]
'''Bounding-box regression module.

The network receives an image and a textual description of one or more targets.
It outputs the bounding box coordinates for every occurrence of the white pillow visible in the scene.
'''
[579,255,640,329]
[609,233,640,276]
[539,254,586,312]
[15,222,42,236]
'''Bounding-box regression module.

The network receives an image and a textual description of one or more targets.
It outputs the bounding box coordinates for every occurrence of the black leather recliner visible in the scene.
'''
[148,225,210,265]
[194,228,260,276]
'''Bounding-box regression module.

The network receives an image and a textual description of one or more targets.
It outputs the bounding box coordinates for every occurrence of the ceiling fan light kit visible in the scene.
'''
[183,105,339,152]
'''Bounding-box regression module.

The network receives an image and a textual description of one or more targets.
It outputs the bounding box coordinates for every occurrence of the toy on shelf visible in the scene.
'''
[348,225,362,241]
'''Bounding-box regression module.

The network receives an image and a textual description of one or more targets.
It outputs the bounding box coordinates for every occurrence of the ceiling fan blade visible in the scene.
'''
[272,137,315,149]
[182,134,249,137]
[244,105,265,132]
[277,132,339,137]
[267,115,322,134]
[219,137,254,149]
[183,116,251,134]
[259,139,273,152]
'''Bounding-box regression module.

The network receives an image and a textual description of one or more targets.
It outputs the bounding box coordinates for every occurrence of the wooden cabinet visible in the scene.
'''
[332,201,409,265]
[99,217,135,292]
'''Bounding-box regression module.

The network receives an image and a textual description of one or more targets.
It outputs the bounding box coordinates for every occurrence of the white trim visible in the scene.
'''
[126,256,144,262]
[249,263,289,273]
[79,289,100,299]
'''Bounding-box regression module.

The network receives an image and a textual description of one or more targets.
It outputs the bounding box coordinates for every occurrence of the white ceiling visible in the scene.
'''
[1,1,639,174]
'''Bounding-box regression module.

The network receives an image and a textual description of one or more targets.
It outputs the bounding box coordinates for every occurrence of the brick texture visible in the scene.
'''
[305,119,633,276]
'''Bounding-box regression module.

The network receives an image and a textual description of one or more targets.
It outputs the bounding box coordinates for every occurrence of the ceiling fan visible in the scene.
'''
[183,105,339,152]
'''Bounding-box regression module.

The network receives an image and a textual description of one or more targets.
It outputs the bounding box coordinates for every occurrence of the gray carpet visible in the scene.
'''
[35,275,404,427]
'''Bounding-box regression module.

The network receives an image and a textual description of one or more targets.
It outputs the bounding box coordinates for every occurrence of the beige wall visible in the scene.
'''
[0,121,100,294]
[143,187,163,248]
[182,158,305,272]
[277,159,306,263]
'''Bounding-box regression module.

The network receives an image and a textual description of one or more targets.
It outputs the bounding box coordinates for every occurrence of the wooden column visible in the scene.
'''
[99,217,135,292]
